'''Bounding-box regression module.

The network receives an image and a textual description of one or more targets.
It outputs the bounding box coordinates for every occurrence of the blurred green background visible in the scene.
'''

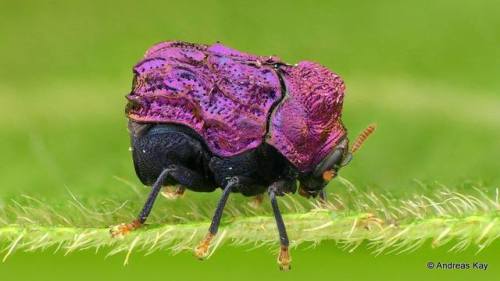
[0,0,499,280]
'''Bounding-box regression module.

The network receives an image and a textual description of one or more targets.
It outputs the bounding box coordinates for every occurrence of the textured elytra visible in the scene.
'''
[126,41,346,171]
[127,41,282,156]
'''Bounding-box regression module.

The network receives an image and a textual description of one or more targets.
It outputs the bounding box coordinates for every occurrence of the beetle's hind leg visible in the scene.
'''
[110,167,172,237]
[110,165,211,237]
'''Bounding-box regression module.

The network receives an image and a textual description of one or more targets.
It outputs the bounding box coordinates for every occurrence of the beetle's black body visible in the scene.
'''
[130,121,298,197]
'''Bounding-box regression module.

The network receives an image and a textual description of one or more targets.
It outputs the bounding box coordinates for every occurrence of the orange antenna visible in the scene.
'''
[351,124,377,154]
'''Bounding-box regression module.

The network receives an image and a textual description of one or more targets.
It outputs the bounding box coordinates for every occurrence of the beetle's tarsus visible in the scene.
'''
[194,178,238,260]
[110,219,142,238]
[278,245,291,271]
[195,233,214,259]
[161,185,186,200]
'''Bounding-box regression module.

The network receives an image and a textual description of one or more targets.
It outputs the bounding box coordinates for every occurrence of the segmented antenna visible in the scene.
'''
[351,124,377,154]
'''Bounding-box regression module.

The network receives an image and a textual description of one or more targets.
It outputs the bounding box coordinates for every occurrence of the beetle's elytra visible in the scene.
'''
[112,41,375,270]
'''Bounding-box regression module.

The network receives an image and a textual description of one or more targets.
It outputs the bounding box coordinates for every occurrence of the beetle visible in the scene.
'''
[111,41,375,270]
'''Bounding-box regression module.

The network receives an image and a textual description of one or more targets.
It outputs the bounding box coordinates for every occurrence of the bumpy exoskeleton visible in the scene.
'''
[111,41,375,270]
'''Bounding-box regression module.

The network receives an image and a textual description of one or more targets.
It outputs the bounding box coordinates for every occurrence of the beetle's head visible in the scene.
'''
[299,124,376,197]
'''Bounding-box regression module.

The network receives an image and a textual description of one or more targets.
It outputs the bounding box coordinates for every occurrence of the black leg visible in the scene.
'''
[111,164,215,237]
[269,183,291,271]
[195,177,241,259]
[167,165,215,192]
[319,189,327,203]
[111,167,173,237]
[137,167,172,223]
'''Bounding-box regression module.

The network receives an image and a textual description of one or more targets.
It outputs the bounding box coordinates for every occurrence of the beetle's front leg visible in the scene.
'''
[300,190,330,211]
[268,180,294,271]
[318,189,328,203]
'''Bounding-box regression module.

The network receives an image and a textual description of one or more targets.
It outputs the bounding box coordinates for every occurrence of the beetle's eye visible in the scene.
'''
[321,151,351,182]
[313,148,343,177]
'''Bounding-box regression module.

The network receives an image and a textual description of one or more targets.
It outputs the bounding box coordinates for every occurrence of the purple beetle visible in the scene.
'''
[112,41,375,270]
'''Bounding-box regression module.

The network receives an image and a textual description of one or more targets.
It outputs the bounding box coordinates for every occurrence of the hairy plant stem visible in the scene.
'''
[0,183,499,262]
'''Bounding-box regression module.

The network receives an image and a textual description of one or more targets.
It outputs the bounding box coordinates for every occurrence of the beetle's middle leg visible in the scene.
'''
[195,176,253,259]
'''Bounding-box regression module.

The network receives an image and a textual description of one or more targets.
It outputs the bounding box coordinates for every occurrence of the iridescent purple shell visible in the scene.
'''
[127,41,282,156]
[126,41,346,172]
[267,62,346,172]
